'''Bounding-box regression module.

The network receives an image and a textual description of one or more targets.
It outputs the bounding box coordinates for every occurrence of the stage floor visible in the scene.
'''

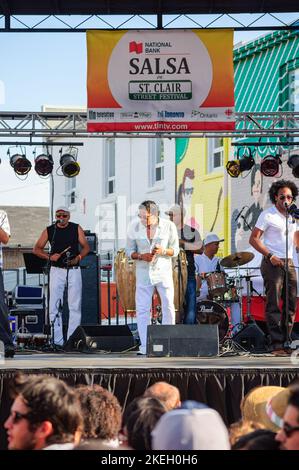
[1,351,299,370]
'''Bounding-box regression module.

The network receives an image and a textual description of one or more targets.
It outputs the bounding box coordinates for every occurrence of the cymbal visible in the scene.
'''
[220,251,254,268]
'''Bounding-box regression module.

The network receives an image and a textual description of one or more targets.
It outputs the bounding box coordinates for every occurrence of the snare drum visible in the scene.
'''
[32,334,48,349]
[206,272,227,297]
[196,300,229,342]
[16,333,32,348]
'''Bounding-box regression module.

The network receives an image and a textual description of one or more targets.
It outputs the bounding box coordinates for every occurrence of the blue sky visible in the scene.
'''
[0,12,298,206]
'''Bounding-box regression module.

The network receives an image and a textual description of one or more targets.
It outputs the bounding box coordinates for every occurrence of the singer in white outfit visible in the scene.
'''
[126,200,179,355]
[33,206,90,346]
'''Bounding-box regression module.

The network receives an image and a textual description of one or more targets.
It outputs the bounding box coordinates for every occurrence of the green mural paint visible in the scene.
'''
[175,138,189,164]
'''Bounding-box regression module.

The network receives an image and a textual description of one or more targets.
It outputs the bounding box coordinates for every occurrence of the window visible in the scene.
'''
[149,138,164,186]
[65,177,76,206]
[289,68,299,112]
[104,139,115,197]
[208,138,224,173]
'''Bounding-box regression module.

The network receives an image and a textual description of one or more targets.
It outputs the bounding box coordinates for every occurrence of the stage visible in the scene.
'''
[1,351,299,450]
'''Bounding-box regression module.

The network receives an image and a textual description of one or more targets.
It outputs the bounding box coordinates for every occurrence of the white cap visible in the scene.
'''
[203,233,224,246]
[55,206,70,213]
[152,408,230,450]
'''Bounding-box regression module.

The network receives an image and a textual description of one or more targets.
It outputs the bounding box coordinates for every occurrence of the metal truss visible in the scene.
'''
[0,111,298,140]
[0,13,298,32]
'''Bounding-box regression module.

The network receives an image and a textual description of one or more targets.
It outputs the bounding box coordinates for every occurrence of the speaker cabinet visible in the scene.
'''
[233,322,267,352]
[62,253,99,337]
[64,324,135,352]
[147,324,219,357]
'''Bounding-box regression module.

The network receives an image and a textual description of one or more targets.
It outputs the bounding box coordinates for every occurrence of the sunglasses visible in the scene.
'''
[279,195,293,201]
[282,422,299,437]
[9,410,32,424]
[56,214,69,218]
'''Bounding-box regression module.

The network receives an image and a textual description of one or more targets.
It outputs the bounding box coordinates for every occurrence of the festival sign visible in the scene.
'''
[87,30,235,132]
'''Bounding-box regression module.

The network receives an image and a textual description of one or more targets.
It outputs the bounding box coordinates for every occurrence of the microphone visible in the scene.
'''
[287,203,299,220]
[235,206,246,222]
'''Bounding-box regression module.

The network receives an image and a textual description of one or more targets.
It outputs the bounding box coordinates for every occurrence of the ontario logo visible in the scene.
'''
[129,41,143,54]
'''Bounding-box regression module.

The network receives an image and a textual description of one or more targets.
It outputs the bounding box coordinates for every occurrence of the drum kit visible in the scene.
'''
[196,251,258,342]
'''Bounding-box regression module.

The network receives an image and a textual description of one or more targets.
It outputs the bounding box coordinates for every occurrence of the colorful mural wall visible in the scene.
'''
[176,137,230,258]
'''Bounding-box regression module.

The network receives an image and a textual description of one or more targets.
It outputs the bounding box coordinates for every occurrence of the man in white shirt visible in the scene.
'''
[126,200,179,355]
[249,180,299,356]
[0,209,14,358]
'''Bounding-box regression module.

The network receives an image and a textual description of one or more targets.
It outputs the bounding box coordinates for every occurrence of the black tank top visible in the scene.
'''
[47,222,79,268]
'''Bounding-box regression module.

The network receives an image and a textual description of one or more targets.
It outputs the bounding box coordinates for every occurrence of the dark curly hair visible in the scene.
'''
[268,179,298,204]
[75,384,122,440]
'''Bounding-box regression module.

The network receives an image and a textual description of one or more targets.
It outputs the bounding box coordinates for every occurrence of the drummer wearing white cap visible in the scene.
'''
[195,233,224,300]
[33,206,90,347]
[195,233,242,331]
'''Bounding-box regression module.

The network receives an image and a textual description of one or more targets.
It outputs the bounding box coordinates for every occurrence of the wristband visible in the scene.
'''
[138,253,142,260]
[267,252,273,260]
[162,248,167,256]
[78,255,82,261]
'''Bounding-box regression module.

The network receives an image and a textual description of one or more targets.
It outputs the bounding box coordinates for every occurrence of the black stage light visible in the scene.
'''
[34,153,54,176]
[260,155,282,177]
[10,153,32,176]
[59,151,80,178]
[287,154,299,178]
[226,152,255,178]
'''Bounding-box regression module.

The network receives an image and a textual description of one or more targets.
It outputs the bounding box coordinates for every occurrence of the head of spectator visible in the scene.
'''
[143,382,181,411]
[276,385,299,450]
[122,396,166,450]
[152,408,230,450]
[229,419,263,447]
[4,374,82,450]
[75,384,122,447]
[241,386,290,432]
[232,429,280,450]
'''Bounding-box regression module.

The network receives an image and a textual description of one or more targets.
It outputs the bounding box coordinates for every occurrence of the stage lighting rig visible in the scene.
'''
[287,154,299,178]
[8,147,32,176]
[260,154,282,177]
[226,148,255,178]
[34,151,54,177]
[59,147,80,178]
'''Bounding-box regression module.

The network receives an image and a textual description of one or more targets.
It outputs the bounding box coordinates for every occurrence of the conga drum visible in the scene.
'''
[114,249,136,313]
[172,248,188,323]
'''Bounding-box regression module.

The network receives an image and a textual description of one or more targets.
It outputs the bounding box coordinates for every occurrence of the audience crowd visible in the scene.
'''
[2,375,299,451]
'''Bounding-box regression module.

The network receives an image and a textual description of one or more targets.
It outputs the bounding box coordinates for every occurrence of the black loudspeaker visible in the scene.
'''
[233,322,267,352]
[147,324,219,357]
[62,253,99,335]
[64,324,135,352]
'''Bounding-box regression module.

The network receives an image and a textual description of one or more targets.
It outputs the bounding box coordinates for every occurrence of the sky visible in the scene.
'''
[0,12,298,207]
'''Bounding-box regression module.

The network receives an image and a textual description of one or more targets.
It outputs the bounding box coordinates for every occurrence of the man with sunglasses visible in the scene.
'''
[276,387,299,450]
[33,206,90,347]
[4,374,82,450]
[250,180,299,356]
[126,200,179,355]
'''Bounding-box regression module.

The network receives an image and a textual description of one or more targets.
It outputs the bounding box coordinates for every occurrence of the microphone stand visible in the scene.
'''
[284,205,291,348]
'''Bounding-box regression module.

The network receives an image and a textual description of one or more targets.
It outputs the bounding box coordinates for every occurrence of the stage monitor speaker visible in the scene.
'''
[62,253,99,334]
[64,324,135,352]
[233,322,267,353]
[147,324,219,357]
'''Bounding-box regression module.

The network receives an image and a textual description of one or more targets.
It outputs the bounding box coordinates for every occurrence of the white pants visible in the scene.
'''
[49,266,82,346]
[136,280,175,353]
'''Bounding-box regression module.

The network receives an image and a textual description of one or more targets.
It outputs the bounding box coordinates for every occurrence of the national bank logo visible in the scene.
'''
[129,41,143,54]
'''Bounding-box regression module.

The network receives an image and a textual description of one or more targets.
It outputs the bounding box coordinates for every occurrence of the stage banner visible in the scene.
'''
[87,29,235,132]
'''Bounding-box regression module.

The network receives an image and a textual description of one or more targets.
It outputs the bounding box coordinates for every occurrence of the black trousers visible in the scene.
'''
[260,257,297,349]
[0,268,13,347]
